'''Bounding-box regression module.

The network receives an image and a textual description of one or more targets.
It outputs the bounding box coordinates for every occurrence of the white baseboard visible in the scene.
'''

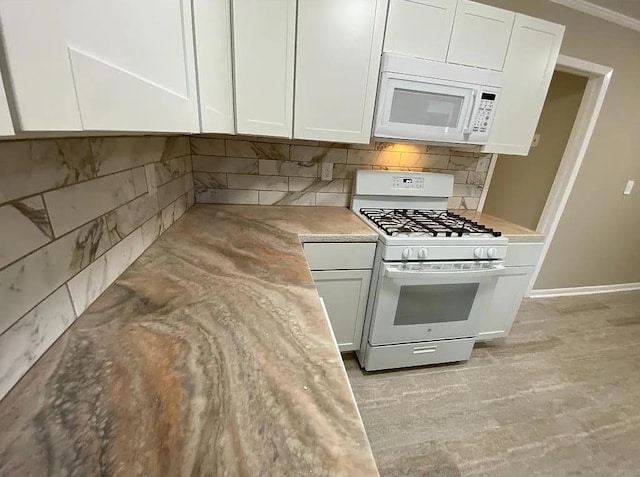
[529,282,640,298]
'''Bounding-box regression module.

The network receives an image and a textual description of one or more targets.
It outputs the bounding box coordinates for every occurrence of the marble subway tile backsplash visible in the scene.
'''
[44,168,145,237]
[0,196,54,269]
[0,286,76,399]
[0,135,195,401]
[191,136,493,208]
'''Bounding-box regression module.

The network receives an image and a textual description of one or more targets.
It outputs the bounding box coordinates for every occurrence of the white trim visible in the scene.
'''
[529,56,613,294]
[548,0,640,32]
[530,282,640,298]
[554,54,614,78]
[476,153,498,213]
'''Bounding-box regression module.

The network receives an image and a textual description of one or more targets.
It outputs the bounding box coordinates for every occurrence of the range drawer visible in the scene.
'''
[362,338,475,371]
[303,242,376,270]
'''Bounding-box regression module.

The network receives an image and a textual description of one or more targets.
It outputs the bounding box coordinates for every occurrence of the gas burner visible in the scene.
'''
[360,208,502,238]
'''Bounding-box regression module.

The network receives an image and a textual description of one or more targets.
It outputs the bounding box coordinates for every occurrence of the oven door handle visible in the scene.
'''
[383,264,506,280]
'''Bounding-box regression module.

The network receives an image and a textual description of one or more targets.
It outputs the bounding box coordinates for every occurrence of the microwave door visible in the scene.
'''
[375,73,475,142]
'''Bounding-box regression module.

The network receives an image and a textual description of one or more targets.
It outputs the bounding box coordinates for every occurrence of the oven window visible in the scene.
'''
[389,88,464,128]
[394,283,479,325]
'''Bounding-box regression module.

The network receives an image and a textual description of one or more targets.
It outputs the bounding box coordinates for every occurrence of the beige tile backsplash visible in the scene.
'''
[0,135,195,400]
[192,136,492,209]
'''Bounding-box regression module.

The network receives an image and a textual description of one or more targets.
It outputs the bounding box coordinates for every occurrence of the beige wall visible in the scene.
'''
[480,0,640,289]
[483,71,587,230]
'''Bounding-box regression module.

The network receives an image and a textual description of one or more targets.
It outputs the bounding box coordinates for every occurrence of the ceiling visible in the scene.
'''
[586,0,640,20]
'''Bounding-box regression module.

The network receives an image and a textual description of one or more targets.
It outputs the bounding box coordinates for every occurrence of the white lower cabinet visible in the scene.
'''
[312,270,372,352]
[478,241,543,340]
[479,266,534,340]
[304,241,376,351]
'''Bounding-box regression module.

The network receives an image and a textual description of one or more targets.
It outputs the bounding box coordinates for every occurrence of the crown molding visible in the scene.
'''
[548,0,640,32]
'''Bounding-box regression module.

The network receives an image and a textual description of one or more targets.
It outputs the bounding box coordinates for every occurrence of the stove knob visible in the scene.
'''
[418,248,428,259]
[474,247,485,259]
[402,248,412,259]
[487,247,498,259]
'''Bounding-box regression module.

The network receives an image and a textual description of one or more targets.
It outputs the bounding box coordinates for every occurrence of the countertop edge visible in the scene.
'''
[298,233,378,243]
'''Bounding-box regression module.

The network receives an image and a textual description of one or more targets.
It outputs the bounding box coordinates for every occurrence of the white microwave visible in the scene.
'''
[373,54,503,145]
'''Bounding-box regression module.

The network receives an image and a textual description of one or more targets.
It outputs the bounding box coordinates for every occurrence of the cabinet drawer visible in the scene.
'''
[303,242,376,270]
[363,338,475,371]
[505,243,543,267]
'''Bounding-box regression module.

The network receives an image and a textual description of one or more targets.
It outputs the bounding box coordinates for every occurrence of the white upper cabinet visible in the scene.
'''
[383,0,457,62]
[447,0,515,71]
[0,1,199,133]
[294,0,388,144]
[193,0,235,134]
[483,14,564,156]
[0,70,14,136]
[232,0,296,138]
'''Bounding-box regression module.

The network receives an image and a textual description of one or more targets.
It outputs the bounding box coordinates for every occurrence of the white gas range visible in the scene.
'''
[352,170,508,371]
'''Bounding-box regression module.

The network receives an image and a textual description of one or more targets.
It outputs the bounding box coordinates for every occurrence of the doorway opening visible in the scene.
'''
[482,71,587,230]
[479,55,613,296]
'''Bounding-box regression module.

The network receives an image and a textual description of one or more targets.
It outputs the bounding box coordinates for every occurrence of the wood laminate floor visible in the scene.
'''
[345,291,640,477]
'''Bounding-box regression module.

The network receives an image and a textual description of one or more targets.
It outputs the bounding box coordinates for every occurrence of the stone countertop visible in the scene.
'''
[0,205,379,477]
[453,209,545,243]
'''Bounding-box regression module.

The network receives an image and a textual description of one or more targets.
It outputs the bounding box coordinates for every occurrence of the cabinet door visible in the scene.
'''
[193,0,235,134]
[294,0,388,144]
[483,14,565,155]
[478,266,534,341]
[0,70,14,136]
[384,0,457,62]
[0,1,199,132]
[312,270,372,352]
[447,1,514,71]
[232,0,296,138]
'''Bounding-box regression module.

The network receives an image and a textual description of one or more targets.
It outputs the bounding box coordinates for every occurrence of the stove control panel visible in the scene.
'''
[383,244,508,261]
[392,176,424,190]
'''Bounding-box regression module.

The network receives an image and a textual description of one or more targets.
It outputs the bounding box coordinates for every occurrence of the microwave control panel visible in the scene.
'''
[473,92,497,134]
[393,176,425,190]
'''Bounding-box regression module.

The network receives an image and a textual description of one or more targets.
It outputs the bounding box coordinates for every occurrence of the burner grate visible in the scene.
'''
[360,208,502,237]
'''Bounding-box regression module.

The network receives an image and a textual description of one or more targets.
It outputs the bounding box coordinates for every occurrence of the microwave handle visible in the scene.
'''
[383,263,505,280]
[463,89,478,135]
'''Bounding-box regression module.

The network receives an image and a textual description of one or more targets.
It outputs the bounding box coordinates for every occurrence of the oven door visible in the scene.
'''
[369,261,505,345]
[374,72,479,143]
